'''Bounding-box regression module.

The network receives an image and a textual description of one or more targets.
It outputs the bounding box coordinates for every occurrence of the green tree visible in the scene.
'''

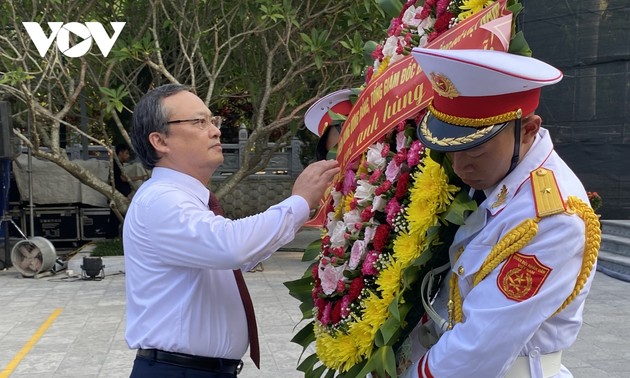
[0,0,389,215]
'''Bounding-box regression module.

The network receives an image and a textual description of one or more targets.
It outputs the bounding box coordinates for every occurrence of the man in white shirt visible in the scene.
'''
[124,84,339,377]
[401,49,600,377]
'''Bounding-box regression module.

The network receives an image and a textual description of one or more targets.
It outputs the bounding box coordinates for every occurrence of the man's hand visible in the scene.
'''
[292,159,340,210]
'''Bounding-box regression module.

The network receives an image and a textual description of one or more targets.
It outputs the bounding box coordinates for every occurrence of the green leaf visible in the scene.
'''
[442,190,477,225]
[284,274,315,302]
[306,363,328,378]
[303,239,322,262]
[508,31,532,57]
[356,346,397,378]
[376,0,403,19]
[297,352,320,373]
[291,322,316,349]
[340,360,367,377]
[363,40,378,64]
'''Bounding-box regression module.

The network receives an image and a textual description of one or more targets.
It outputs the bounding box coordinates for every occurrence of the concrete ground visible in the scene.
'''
[0,228,629,377]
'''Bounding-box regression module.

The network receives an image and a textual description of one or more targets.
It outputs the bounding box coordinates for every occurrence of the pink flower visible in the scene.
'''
[361,251,380,276]
[394,150,407,165]
[349,240,366,270]
[407,140,423,167]
[360,205,373,222]
[320,262,346,295]
[436,0,449,17]
[381,143,390,157]
[385,159,401,182]
[385,199,402,225]
[371,44,384,59]
[369,169,382,184]
[336,280,346,294]
[321,302,333,325]
[375,180,392,196]
[342,169,356,195]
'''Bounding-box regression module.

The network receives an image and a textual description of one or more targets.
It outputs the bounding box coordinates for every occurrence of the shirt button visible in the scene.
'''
[458,266,465,275]
[529,348,540,358]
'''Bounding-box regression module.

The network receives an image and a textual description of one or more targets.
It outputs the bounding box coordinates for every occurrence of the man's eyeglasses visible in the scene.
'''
[166,114,220,130]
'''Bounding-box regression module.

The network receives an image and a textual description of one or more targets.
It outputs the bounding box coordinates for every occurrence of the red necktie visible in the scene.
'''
[233,269,260,368]
[208,193,260,368]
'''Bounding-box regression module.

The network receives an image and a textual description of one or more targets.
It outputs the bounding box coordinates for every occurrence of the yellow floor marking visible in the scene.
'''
[0,308,63,377]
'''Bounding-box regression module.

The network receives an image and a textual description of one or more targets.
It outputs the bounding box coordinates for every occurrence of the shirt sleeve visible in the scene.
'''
[132,188,310,271]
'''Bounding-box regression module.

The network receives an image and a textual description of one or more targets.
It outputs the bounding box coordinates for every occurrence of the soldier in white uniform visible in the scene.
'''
[402,48,601,378]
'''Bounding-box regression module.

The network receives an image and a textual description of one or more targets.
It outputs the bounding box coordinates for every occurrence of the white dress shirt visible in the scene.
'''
[405,128,595,378]
[123,167,309,359]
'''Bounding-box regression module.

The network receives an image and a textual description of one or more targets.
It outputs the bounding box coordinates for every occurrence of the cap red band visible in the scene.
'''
[432,88,541,120]
[318,101,353,135]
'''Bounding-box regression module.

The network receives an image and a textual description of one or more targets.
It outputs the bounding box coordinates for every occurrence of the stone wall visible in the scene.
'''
[209,176,295,218]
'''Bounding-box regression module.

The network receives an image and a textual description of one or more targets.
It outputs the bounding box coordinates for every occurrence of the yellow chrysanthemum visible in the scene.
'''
[374,56,391,80]
[458,0,495,21]
[344,192,355,213]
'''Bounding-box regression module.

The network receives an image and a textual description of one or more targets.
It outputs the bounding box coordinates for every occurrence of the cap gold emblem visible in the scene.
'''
[430,72,460,99]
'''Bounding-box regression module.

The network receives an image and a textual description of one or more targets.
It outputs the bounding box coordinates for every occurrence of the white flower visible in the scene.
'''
[355,179,377,206]
[363,226,376,245]
[419,15,436,31]
[329,220,347,248]
[331,188,342,208]
[402,6,418,26]
[382,35,401,60]
[320,262,348,295]
[373,195,387,212]
[391,53,405,64]
[349,240,367,270]
[343,209,363,235]
[367,142,387,169]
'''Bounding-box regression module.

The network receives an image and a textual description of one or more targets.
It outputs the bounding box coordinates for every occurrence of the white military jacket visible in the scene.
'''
[409,128,596,378]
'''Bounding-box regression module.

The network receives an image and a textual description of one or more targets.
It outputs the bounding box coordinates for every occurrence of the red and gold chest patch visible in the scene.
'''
[497,252,552,302]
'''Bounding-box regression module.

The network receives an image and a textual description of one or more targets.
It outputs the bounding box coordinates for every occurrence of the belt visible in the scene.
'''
[136,349,243,375]
[505,351,562,378]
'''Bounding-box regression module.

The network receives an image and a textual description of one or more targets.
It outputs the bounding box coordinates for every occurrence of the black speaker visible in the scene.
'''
[0,101,13,159]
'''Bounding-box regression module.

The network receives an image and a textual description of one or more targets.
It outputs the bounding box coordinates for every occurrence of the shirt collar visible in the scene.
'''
[151,167,210,207]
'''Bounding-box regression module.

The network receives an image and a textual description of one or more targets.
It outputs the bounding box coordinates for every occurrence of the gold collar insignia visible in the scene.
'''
[491,185,508,209]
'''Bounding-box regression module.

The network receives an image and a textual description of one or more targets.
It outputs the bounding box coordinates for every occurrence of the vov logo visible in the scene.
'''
[22,22,126,58]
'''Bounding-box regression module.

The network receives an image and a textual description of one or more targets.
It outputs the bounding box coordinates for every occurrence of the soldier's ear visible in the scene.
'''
[521,114,541,144]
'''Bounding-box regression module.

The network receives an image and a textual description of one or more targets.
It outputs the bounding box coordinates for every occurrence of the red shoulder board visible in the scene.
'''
[497,252,552,302]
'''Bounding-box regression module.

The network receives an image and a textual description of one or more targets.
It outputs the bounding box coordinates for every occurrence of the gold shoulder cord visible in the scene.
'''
[447,169,601,328]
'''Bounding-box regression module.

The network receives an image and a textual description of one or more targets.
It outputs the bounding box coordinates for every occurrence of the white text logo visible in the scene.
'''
[22,22,126,58]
